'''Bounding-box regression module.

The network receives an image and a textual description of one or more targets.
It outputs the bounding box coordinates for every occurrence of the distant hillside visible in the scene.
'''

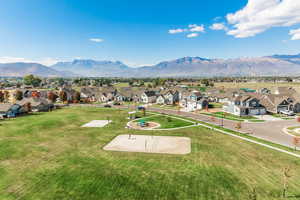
[51,59,130,77]
[270,54,300,65]
[2,53,300,77]
[0,63,76,77]
[130,56,300,77]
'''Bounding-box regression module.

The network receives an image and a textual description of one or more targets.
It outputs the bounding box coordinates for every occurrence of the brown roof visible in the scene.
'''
[0,103,13,112]
[17,97,51,107]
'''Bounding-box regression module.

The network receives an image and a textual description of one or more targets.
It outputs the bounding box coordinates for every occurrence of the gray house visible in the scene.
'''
[223,95,266,116]
[0,103,23,118]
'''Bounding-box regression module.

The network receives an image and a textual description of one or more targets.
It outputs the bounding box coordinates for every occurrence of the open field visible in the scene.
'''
[214,82,300,93]
[0,107,300,199]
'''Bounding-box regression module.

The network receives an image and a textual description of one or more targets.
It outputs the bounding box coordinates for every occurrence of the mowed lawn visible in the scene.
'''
[0,107,299,200]
[142,114,195,129]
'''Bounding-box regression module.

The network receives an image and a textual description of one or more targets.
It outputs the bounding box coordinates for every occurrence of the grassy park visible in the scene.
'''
[139,114,195,129]
[0,107,299,199]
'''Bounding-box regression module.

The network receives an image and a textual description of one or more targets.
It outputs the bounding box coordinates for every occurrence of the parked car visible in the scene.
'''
[280,110,295,116]
[113,102,121,105]
[104,104,112,108]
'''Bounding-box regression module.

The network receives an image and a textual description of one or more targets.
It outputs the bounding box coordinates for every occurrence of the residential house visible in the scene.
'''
[223,95,266,116]
[59,87,77,102]
[156,95,165,104]
[187,99,209,112]
[260,94,300,114]
[179,90,208,111]
[141,91,157,104]
[17,97,54,112]
[0,103,23,118]
[156,90,180,105]
[99,87,117,102]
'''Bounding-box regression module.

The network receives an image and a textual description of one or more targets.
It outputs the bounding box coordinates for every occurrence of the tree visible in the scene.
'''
[25,102,32,113]
[59,91,68,103]
[292,137,300,151]
[23,75,42,87]
[0,91,4,103]
[73,91,81,103]
[201,79,210,87]
[4,91,9,103]
[15,90,23,101]
[47,91,58,103]
[236,122,242,130]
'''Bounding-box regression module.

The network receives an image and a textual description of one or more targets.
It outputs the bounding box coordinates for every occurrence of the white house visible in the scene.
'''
[156,95,165,104]
[141,91,157,104]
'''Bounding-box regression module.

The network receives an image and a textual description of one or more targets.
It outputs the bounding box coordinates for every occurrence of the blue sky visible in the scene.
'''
[0,0,300,66]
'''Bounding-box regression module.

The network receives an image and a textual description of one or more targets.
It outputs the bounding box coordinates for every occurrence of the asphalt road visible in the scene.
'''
[146,107,298,148]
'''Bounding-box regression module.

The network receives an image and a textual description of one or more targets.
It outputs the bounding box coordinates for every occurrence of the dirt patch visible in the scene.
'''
[103,134,191,155]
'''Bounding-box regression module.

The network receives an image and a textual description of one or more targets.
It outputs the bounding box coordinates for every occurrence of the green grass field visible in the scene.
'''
[140,114,195,129]
[0,107,299,199]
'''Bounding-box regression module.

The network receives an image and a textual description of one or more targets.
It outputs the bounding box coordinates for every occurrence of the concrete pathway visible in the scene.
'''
[147,107,299,149]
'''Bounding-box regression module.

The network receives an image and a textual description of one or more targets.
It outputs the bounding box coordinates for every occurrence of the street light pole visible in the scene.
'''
[221,113,224,127]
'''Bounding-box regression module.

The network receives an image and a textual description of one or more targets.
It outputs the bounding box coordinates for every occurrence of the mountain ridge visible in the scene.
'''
[1,53,300,77]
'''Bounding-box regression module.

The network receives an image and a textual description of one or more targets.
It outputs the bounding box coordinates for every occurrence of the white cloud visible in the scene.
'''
[213,16,222,21]
[225,0,300,39]
[168,28,187,34]
[186,33,199,38]
[169,24,205,38]
[188,24,205,32]
[0,57,60,66]
[210,23,228,31]
[289,28,300,40]
[89,38,104,43]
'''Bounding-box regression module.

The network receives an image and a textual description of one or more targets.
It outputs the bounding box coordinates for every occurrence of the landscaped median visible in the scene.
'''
[283,126,300,137]
[200,111,265,123]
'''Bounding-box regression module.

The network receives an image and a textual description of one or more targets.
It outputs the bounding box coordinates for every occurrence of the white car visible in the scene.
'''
[279,110,295,116]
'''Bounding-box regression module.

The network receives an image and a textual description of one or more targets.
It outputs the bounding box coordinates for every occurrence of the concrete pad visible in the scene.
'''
[103,134,191,155]
[81,120,112,127]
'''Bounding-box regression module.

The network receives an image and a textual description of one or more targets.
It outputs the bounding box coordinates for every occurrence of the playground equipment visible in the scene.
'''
[138,119,148,127]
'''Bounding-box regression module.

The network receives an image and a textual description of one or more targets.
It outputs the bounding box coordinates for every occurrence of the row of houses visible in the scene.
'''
[217,87,300,116]
[0,97,54,118]
[80,86,210,112]
[2,85,300,117]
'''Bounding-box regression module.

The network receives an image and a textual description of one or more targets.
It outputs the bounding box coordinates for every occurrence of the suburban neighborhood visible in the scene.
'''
[1,0,300,199]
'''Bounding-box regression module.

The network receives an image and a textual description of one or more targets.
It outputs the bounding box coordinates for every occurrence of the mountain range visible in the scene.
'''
[1,54,300,77]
